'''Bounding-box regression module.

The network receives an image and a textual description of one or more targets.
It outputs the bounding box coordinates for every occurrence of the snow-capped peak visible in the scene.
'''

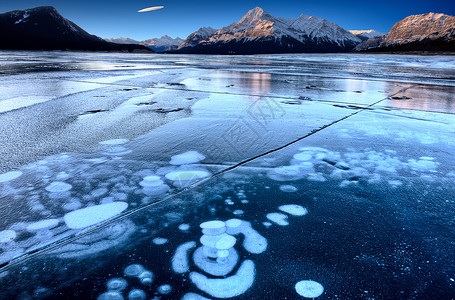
[349,30,386,39]
[239,7,270,24]
[177,7,362,53]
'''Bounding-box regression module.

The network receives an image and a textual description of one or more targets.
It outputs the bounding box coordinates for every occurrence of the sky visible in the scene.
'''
[1,0,454,41]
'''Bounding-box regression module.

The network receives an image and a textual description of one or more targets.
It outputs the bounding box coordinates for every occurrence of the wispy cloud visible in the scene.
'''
[138,6,164,13]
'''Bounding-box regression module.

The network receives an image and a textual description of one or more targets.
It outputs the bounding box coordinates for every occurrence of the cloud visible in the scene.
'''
[138,6,164,13]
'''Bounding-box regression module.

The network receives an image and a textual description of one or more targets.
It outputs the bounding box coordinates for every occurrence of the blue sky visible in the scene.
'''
[1,0,454,40]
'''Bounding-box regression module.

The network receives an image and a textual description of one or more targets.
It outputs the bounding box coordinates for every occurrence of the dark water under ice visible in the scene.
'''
[0,51,454,299]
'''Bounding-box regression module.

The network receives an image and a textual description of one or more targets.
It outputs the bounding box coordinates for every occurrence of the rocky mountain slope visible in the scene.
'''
[0,6,152,52]
[173,7,361,54]
[355,13,455,52]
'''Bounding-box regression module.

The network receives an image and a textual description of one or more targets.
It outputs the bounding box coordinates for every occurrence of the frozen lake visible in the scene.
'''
[0,51,454,299]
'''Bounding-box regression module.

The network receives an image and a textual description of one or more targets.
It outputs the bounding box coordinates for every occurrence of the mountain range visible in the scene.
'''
[355,13,455,52]
[0,6,152,52]
[0,6,453,54]
[105,36,184,52]
[172,7,362,54]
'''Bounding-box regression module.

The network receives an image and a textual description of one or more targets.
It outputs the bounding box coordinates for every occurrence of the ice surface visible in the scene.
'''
[170,151,206,165]
[190,260,255,298]
[51,220,135,259]
[63,202,128,229]
[99,139,129,146]
[266,212,289,226]
[295,280,324,298]
[172,241,197,273]
[1,52,455,299]
[0,171,22,183]
[278,204,308,216]
[0,230,17,243]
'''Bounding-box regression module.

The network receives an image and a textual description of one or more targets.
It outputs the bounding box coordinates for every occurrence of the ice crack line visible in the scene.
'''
[211,84,419,177]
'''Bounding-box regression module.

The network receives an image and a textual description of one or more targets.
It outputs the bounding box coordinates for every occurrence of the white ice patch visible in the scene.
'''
[139,270,154,286]
[200,220,226,236]
[267,165,306,181]
[190,260,255,298]
[62,200,82,211]
[233,209,244,216]
[278,204,308,216]
[266,213,289,226]
[279,185,298,192]
[50,220,135,259]
[408,159,438,172]
[293,152,313,161]
[225,220,267,254]
[97,291,124,300]
[0,230,17,243]
[99,139,129,146]
[388,180,403,187]
[182,293,211,300]
[56,171,70,181]
[0,171,22,183]
[158,284,172,295]
[178,223,191,231]
[139,175,170,195]
[128,289,146,299]
[124,264,145,277]
[106,278,128,291]
[295,280,324,298]
[152,237,168,245]
[63,202,128,229]
[26,219,59,232]
[170,151,206,165]
[45,181,72,193]
[172,241,197,273]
